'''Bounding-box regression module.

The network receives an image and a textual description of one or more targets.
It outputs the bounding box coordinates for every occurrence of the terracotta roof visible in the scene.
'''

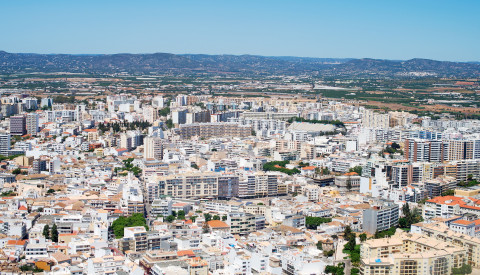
[452,220,475,226]
[177,250,195,257]
[7,240,26,246]
[207,220,230,228]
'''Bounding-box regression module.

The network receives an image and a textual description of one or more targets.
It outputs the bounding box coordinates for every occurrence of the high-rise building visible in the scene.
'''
[143,106,158,124]
[26,113,39,136]
[144,136,163,160]
[9,115,26,136]
[0,134,11,156]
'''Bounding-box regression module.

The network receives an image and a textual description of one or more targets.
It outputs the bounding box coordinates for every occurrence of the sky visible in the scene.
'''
[1,0,479,61]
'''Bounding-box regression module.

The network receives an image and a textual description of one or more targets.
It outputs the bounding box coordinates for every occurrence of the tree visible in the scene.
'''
[110,213,148,238]
[171,210,177,217]
[47,189,55,194]
[204,213,212,222]
[190,216,197,222]
[177,210,185,220]
[323,250,334,257]
[166,215,175,223]
[321,167,330,175]
[213,215,220,220]
[305,217,332,229]
[344,237,356,252]
[348,166,363,175]
[452,264,472,275]
[343,226,353,241]
[359,233,367,242]
[346,177,352,191]
[51,224,58,242]
[166,119,173,129]
[316,241,323,250]
[42,224,50,239]
[442,189,455,196]
[12,168,22,175]
[222,215,227,221]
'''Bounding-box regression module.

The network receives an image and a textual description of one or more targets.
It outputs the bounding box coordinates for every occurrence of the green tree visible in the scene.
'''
[213,215,220,220]
[222,215,227,221]
[348,166,363,175]
[51,224,58,242]
[305,217,332,229]
[321,167,330,175]
[12,168,22,175]
[42,224,50,239]
[343,226,353,241]
[177,210,186,220]
[345,237,356,251]
[166,119,173,129]
[166,215,175,223]
[442,189,455,196]
[110,213,148,238]
[190,216,197,222]
[359,233,367,242]
[452,264,472,275]
[204,213,212,222]
[316,241,322,250]
[346,177,352,190]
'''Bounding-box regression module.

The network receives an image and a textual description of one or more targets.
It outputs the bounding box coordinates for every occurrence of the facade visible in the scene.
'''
[227,212,256,235]
[360,231,466,275]
[175,122,252,139]
[9,115,26,136]
[26,113,39,136]
[156,172,239,199]
[363,200,399,234]
[144,136,163,160]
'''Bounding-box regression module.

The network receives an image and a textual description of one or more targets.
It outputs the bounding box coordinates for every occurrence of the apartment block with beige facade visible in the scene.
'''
[360,231,467,275]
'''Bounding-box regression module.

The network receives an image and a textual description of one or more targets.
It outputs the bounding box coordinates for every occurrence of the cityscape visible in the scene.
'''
[1,1,480,275]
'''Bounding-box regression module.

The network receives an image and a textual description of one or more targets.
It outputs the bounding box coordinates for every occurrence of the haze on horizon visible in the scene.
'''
[1,0,479,62]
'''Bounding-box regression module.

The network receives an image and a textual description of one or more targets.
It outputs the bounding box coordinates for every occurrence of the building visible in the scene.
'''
[118,226,148,253]
[9,115,26,136]
[156,172,239,199]
[26,113,39,136]
[363,200,399,234]
[0,134,11,156]
[424,176,457,198]
[227,212,256,235]
[144,136,164,160]
[360,230,466,275]
[412,222,480,267]
[175,122,252,139]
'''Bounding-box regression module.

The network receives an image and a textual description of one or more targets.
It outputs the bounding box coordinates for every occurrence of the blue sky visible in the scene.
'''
[1,0,479,61]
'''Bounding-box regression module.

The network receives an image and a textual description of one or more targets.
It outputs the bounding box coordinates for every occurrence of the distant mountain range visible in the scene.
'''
[0,51,479,77]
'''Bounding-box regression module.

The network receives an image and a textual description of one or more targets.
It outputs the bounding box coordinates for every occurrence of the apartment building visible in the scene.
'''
[156,172,239,199]
[26,113,39,136]
[144,136,163,160]
[363,200,399,234]
[412,222,480,267]
[118,226,148,253]
[9,115,26,136]
[227,212,256,235]
[360,231,466,275]
[175,122,252,139]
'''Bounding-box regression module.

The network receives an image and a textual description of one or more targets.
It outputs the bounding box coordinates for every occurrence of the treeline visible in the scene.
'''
[263,161,300,175]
